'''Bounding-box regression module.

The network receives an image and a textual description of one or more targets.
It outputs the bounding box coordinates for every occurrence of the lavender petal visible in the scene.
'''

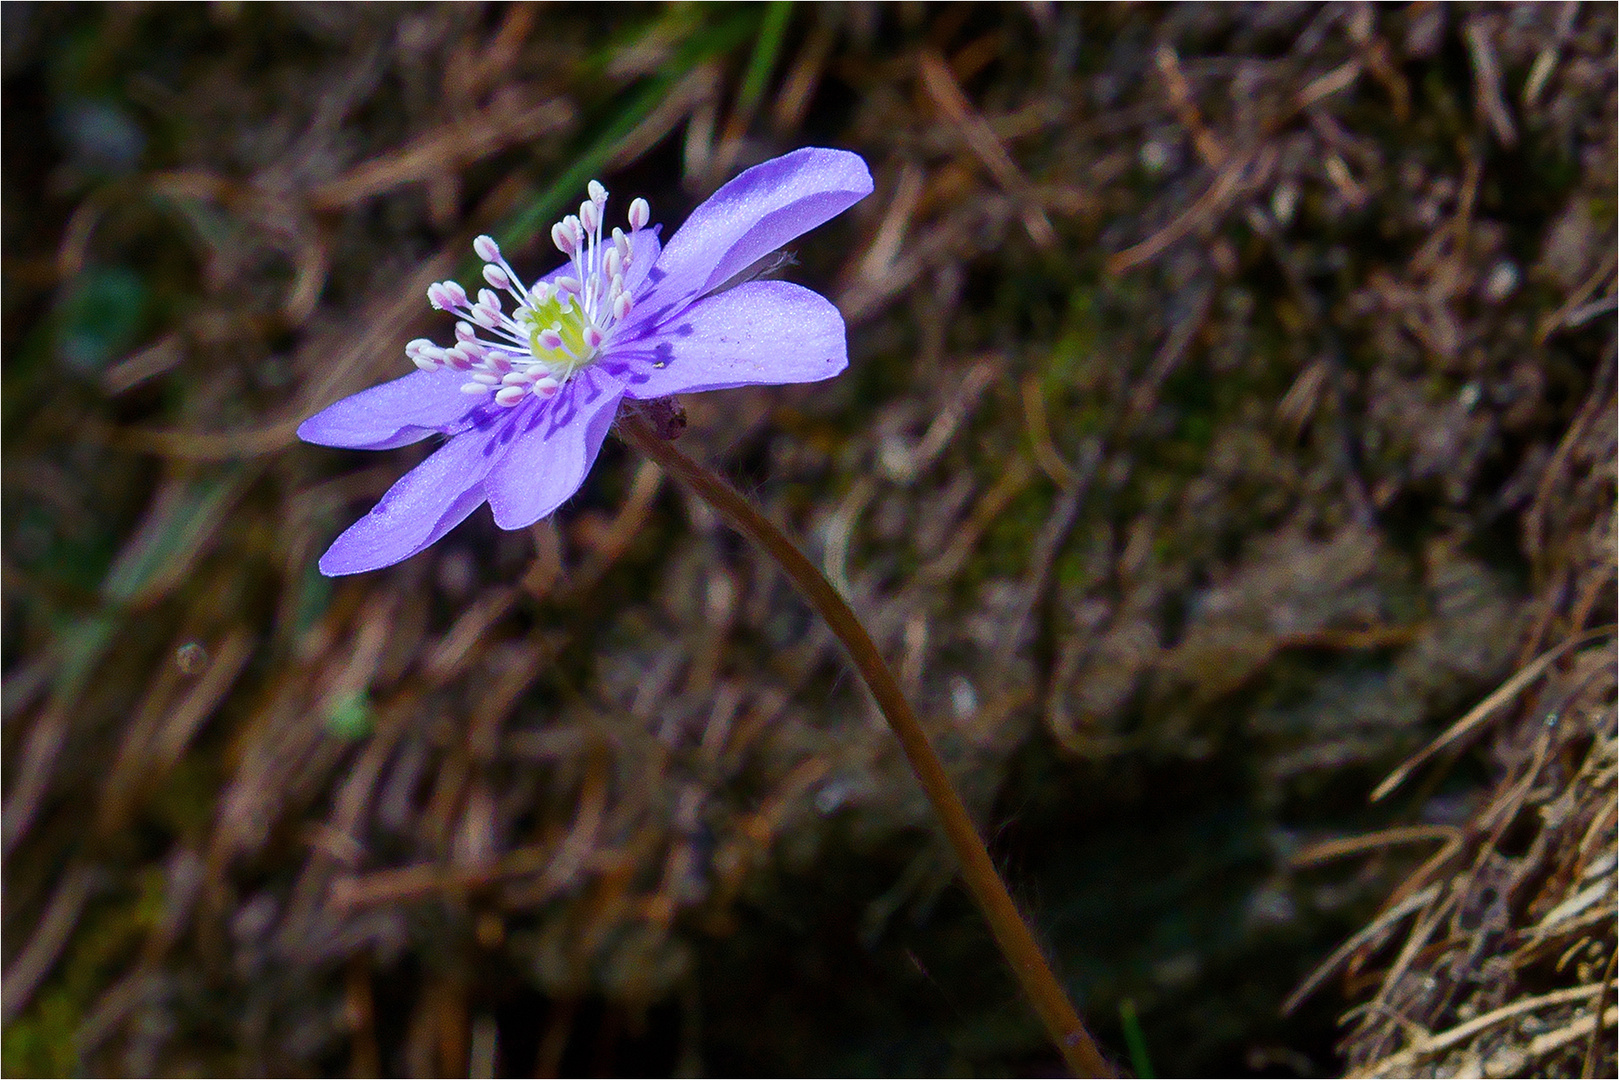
[615,281,847,398]
[623,148,871,333]
[484,369,625,529]
[298,368,477,450]
[318,420,504,575]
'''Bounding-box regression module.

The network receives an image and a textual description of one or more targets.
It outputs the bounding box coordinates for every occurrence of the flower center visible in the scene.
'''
[406,181,652,408]
[516,291,601,379]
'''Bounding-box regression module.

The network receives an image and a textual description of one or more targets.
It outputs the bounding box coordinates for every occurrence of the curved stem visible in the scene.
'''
[618,413,1112,1078]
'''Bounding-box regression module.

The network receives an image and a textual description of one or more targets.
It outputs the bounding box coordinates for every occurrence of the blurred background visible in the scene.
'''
[2,3,1614,1076]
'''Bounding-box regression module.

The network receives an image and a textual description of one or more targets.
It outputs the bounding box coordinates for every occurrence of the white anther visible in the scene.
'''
[501,370,531,386]
[628,197,650,231]
[460,382,490,395]
[612,228,630,257]
[455,321,477,342]
[442,345,473,371]
[477,288,502,313]
[531,281,552,304]
[473,235,501,263]
[583,326,604,350]
[483,264,511,290]
[428,281,466,310]
[587,179,607,205]
[495,385,528,407]
[555,276,582,295]
[605,248,622,278]
[612,293,633,321]
[532,376,560,397]
[579,200,599,234]
[470,371,501,386]
[470,305,499,330]
[538,328,565,351]
[551,222,575,255]
[410,352,441,372]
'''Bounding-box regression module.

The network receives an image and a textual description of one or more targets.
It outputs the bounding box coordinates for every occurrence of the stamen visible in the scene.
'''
[551,222,576,256]
[428,281,467,310]
[405,339,440,370]
[419,182,654,398]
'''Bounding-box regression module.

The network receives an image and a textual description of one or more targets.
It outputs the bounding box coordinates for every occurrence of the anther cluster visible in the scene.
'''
[407,181,652,409]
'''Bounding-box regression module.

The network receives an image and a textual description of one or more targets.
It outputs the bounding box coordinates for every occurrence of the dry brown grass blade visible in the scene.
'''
[1,707,72,858]
[1107,148,1268,275]
[917,49,1055,249]
[1371,627,1615,802]
[1464,16,1520,148]
[309,95,575,210]
[1290,825,1461,869]
[1154,44,1226,167]
[0,861,100,1022]
[919,457,1033,585]
[1281,884,1441,1017]
[1348,982,1614,1078]
[96,628,255,834]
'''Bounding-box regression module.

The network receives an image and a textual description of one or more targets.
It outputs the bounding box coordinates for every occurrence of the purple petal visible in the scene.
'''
[484,368,625,530]
[298,368,476,450]
[624,148,871,333]
[613,281,847,398]
[318,420,504,575]
[621,225,662,296]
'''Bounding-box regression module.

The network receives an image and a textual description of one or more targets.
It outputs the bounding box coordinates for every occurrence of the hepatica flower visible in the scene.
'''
[300,148,872,575]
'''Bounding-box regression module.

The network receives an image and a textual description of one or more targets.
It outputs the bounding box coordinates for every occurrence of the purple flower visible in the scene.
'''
[299,148,872,576]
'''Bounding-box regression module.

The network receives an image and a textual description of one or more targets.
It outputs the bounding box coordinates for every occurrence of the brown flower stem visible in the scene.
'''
[617,412,1113,1078]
